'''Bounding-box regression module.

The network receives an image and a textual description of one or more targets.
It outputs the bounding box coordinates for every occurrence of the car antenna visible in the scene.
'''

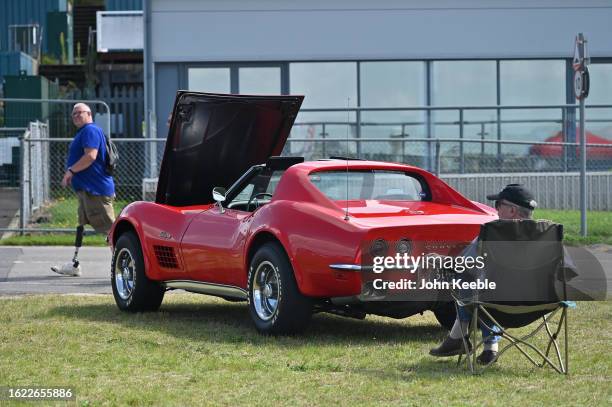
[344,97,350,221]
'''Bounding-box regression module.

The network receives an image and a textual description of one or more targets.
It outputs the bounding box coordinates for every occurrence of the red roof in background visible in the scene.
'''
[529,129,612,158]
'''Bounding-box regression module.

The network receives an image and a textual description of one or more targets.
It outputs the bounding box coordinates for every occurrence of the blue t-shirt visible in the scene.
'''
[66,123,115,196]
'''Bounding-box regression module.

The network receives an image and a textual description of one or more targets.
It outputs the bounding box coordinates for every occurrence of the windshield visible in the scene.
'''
[309,170,427,201]
[226,169,285,212]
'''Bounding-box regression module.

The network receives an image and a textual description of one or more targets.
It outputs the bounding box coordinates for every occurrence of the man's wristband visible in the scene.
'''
[68,167,76,175]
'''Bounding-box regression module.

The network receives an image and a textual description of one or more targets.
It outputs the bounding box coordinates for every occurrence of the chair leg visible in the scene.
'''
[455,304,570,375]
[470,306,479,374]
[482,308,567,374]
[564,307,569,374]
[478,306,566,374]
[454,302,471,369]
[456,305,498,374]
[541,311,566,372]
[542,315,554,361]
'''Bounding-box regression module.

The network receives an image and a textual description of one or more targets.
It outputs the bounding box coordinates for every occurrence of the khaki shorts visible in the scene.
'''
[76,190,116,234]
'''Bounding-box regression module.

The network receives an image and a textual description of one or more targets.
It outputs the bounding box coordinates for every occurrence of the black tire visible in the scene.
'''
[433,302,457,330]
[111,231,165,312]
[247,242,312,334]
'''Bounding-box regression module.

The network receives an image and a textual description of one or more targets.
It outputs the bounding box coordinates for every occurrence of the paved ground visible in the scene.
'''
[0,246,112,296]
[0,245,611,297]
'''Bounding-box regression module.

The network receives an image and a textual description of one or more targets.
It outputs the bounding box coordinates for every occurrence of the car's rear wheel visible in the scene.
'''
[433,302,457,330]
[248,242,311,334]
[111,231,165,312]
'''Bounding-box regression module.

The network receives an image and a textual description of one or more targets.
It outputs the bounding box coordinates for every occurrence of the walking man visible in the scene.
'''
[51,103,115,276]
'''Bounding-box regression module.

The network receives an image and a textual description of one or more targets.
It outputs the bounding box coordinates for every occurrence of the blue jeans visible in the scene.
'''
[457,305,501,345]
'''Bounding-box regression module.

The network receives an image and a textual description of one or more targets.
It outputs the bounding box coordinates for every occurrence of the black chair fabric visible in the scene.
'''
[465,219,565,327]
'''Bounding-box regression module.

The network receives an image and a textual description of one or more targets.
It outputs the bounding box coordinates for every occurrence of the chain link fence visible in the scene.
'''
[286,104,612,173]
[282,137,612,174]
[1,100,611,234]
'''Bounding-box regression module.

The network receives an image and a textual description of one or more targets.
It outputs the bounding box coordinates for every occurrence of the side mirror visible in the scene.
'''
[212,187,226,213]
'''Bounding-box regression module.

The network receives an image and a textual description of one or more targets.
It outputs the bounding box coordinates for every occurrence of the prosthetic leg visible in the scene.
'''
[51,225,84,276]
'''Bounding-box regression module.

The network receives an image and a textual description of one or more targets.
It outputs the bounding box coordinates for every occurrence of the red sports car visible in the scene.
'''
[109,92,497,334]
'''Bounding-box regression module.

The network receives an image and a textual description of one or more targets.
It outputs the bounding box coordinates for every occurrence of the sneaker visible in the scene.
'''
[429,335,472,357]
[51,262,81,277]
[477,350,498,365]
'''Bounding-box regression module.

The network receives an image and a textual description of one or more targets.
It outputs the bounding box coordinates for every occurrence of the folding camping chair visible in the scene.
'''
[453,219,573,374]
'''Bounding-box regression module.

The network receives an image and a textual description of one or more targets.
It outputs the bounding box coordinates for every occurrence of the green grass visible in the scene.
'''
[0,233,108,246]
[0,294,610,405]
[1,197,129,246]
[535,210,612,246]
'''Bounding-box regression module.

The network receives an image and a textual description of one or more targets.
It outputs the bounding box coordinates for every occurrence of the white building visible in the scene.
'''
[144,0,612,171]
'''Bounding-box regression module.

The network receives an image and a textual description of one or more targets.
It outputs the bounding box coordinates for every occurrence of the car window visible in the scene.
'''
[234,184,255,202]
[265,172,283,194]
[309,170,427,201]
[226,170,285,211]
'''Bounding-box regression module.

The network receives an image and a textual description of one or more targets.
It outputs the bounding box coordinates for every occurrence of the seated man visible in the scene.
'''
[429,184,538,365]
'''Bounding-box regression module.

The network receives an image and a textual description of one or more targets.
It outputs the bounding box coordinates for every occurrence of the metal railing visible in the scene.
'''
[0,101,610,234]
[442,172,612,211]
[290,103,612,173]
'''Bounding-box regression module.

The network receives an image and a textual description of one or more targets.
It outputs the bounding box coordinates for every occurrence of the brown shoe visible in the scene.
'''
[429,335,472,357]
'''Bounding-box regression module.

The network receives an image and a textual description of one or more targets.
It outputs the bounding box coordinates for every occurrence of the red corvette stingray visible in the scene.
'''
[109,92,497,334]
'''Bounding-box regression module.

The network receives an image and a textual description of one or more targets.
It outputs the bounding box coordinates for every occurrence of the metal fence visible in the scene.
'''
[288,103,612,173]
[1,99,611,234]
[97,85,144,140]
[20,121,50,228]
[0,134,165,235]
[0,98,110,188]
[142,138,612,210]
[442,172,612,211]
[282,137,612,175]
[4,135,612,235]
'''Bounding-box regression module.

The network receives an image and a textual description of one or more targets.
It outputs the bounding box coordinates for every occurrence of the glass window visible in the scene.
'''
[286,111,357,161]
[239,67,281,95]
[233,184,255,203]
[361,61,426,107]
[496,60,567,166]
[289,63,357,160]
[433,61,497,107]
[309,170,425,201]
[290,62,357,108]
[227,169,285,212]
[500,60,565,105]
[432,60,498,138]
[499,60,566,155]
[587,63,612,104]
[585,64,612,139]
[188,67,230,93]
[431,61,499,168]
[359,62,427,162]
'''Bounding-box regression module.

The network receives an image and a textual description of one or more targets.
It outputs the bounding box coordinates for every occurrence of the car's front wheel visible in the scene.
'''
[248,242,311,334]
[111,231,165,312]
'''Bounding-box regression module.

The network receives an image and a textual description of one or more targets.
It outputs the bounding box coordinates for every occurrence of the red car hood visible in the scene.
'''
[156,92,304,206]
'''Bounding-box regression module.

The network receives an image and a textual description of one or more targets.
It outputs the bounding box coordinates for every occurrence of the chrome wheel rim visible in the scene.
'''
[114,248,136,300]
[252,260,279,321]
